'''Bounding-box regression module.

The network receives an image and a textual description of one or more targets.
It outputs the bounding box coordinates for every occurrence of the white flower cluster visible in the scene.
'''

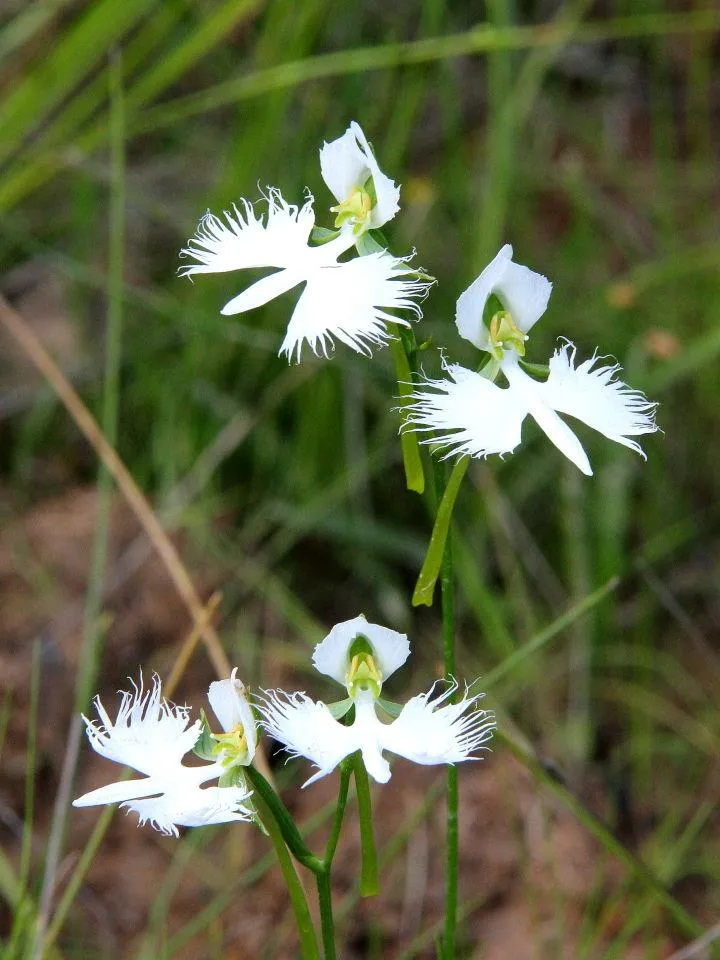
[73,120,660,838]
[73,618,494,833]
[182,122,657,473]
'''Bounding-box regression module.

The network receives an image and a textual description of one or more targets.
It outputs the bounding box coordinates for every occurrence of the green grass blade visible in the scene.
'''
[388,328,425,494]
[0,0,148,165]
[0,0,75,64]
[133,11,720,132]
[483,577,620,690]
[412,457,468,606]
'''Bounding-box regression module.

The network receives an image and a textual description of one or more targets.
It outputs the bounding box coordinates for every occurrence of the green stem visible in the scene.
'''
[316,870,336,960]
[436,458,459,959]
[324,762,351,864]
[252,792,320,960]
[352,753,379,897]
[412,457,469,606]
[246,766,323,873]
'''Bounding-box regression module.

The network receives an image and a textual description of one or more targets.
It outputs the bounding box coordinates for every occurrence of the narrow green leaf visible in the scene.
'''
[0,847,20,909]
[376,697,403,719]
[126,0,263,110]
[412,457,469,606]
[0,0,76,65]
[483,576,621,690]
[388,325,425,495]
[0,0,262,213]
[192,711,217,761]
[353,753,379,897]
[133,11,720,133]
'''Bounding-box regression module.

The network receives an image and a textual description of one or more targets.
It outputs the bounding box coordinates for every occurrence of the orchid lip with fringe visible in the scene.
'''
[404,343,658,476]
[256,616,495,786]
[405,242,658,474]
[258,681,495,787]
[73,673,255,835]
[180,187,429,362]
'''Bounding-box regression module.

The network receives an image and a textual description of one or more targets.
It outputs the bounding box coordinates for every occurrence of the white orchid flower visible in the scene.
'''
[180,188,427,362]
[207,668,258,768]
[405,245,658,476]
[319,121,400,234]
[258,615,494,786]
[73,673,255,836]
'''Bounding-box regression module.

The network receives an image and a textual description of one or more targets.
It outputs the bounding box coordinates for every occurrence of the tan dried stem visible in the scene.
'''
[0,292,230,678]
[0,292,274,780]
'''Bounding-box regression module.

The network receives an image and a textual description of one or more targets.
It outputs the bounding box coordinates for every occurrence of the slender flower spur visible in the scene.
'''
[258,614,495,786]
[73,671,256,836]
[180,123,428,362]
[405,245,658,476]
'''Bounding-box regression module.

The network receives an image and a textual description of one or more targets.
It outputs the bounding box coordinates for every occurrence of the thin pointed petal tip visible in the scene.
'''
[405,339,658,474]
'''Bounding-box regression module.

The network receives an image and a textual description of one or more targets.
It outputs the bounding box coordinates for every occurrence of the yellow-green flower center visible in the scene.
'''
[331,185,372,233]
[345,634,383,699]
[212,723,249,767]
[330,175,377,235]
[488,310,528,361]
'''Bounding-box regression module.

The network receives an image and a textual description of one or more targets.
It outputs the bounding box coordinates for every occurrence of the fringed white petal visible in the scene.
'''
[312,615,410,687]
[455,244,552,350]
[404,360,528,460]
[381,682,495,766]
[123,784,253,837]
[258,691,359,786]
[319,121,400,229]
[279,252,428,363]
[541,342,659,456]
[179,188,317,276]
[208,668,257,764]
[80,674,202,777]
